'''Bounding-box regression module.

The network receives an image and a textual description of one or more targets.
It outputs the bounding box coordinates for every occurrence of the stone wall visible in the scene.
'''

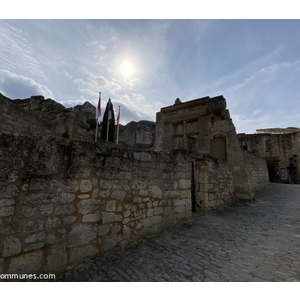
[238,130,300,183]
[0,133,192,276]
[0,94,95,142]
[242,151,270,191]
[193,156,235,211]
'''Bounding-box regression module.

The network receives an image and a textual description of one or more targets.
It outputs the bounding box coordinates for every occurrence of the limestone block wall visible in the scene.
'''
[0,133,192,277]
[194,157,235,211]
[242,151,269,191]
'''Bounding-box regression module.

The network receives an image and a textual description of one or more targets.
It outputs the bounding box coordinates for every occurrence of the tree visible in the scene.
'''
[101,98,115,142]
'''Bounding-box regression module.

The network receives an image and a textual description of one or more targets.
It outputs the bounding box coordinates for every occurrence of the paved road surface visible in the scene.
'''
[55,183,300,282]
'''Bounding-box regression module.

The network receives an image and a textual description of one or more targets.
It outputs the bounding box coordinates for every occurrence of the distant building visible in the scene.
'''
[238,128,300,184]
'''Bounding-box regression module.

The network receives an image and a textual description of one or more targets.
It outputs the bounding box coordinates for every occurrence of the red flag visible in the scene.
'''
[116,106,120,130]
[96,92,101,121]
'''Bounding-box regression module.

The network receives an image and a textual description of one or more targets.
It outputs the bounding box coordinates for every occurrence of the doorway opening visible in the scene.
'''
[190,161,196,212]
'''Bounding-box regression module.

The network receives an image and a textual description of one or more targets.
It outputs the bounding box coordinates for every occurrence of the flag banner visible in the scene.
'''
[96,92,101,122]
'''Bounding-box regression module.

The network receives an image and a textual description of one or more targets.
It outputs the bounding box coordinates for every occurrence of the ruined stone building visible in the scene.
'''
[0,93,269,277]
[155,95,269,210]
[238,128,300,184]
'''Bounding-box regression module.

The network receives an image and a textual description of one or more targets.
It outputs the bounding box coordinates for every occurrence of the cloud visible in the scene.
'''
[0,70,54,99]
[73,69,122,97]
[0,21,46,80]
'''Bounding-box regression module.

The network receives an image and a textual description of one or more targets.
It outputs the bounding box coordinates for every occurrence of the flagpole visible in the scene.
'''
[95,92,101,142]
[116,106,120,145]
[106,99,110,141]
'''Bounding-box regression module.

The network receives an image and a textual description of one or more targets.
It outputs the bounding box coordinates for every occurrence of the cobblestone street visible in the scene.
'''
[55,183,300,282]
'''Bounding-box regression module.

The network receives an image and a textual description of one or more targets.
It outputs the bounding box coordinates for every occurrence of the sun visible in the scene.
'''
[120,61,134,76]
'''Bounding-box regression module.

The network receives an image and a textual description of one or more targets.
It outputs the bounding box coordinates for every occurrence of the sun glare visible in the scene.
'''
[120,61,134,76]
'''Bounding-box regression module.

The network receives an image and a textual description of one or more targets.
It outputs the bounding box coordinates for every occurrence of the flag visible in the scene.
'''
[107,98,112,125]
[96,92,101,122]
[116,106,120,130]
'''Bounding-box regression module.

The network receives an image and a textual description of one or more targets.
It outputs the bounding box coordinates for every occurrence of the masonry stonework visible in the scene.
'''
[0,133,192,276]
[0,93,270,277]
[155,95,269,205]
[238,128,300,183]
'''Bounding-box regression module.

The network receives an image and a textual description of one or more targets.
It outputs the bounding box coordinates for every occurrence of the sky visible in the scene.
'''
[1,14,300,133]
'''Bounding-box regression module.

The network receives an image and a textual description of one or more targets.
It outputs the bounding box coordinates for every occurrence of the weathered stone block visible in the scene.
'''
[47,250,67,273]
[111,190,126,201]
[154,207,163,215]
[150,185,163,199]
[60,193,76,204]
[24,219,44,233]
[45,217,61,229]
[69,245,99,264]
[179,179,190,189]
[68,223,97,247]
[0,206,15,216]
[9,249,43,274]
[29,178,48,191]
[16,206,37,218]
[142,218,152,227]
[151,216,162,225]
[2,236,21,257]
[80,179,92,193]
[78,199,102,214]
[100,179,122,189]
[98,224,111,236]
[0,185,19,197]
[106,200,116,212]
[0,198,15,207]
[133,152,153,162]
[99,234,118,252]
[63,216,77,225]
[54,205,75,216]
[24,242,44,252]
[147,208,154,217]
[139,190,149,196]
[50,179,79,193]
[101,212,123,223]
[174,199,185,206]
[123,225,131,239]
[99,190,110,198]
[25,232,46,243]
[20,193,59,204]
[67,165,90,178]
[111,225,121,234]
[82,214,101,223]
[174,206,186,213]
[40,204,54,216]
[122,218,130,224]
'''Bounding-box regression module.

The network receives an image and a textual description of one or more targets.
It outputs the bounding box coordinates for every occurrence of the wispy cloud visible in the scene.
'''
[0,21,47,80]
[0,70,54,99]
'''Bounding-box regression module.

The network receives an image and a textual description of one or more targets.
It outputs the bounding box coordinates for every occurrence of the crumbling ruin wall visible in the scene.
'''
[194,157,235,211]
[0,133,192,276]
[242,151,270,191]
[0,94,94,142]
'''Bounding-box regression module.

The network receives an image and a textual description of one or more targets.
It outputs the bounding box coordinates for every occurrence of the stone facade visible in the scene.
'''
[155,95,269,203]
[238,128,300,183]
[0,133,192,276]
